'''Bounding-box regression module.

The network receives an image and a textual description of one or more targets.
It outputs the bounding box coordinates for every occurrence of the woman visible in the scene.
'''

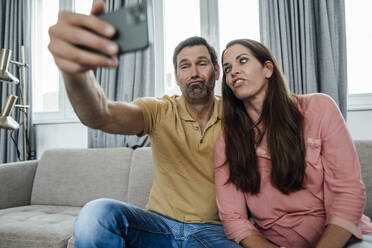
[214,39,372,248]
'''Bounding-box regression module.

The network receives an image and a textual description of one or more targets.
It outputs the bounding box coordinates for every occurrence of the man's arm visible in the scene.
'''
[48,0,144,135]
[240,235,280,248]
[63,71,144,135]
[315,224,352,248]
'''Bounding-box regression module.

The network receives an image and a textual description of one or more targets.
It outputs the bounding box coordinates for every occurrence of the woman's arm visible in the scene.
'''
[316,94,365,246]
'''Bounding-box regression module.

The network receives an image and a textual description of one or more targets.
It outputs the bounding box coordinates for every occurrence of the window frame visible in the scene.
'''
[348,93,372,112]
[32,0,79,124]
[151,0,165,97]
[200,0,222,96]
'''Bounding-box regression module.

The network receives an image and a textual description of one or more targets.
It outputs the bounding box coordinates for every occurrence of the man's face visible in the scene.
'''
[175,45,220,104]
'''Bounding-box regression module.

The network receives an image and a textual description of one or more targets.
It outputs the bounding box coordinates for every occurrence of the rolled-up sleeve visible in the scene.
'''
[319,95,365,239]
[214,135,261,243]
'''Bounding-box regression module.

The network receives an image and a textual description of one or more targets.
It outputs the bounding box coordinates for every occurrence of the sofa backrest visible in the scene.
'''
[127,147,154,208]
[31,148,134,207]
[30,141,371,217]
[355,140,372,218]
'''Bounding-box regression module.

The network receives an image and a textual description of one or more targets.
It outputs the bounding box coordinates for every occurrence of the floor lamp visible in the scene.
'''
[0,46,30,160]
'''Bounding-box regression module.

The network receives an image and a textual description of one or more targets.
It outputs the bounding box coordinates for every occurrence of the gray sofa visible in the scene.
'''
[0,141,371,248]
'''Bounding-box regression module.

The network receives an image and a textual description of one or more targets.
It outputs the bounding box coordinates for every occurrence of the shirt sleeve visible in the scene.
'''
[214,135,261,244]
[318,94,365,239]
[132,97,165,136]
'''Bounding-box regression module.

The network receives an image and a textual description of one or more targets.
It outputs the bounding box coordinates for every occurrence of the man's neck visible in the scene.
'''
[184,96,215,132]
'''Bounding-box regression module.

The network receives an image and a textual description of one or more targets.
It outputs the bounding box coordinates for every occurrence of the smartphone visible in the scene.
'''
[81,3,150,55]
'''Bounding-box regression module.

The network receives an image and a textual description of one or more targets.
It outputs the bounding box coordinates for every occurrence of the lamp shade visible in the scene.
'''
[0,95,19,130]
[0,48,19,84]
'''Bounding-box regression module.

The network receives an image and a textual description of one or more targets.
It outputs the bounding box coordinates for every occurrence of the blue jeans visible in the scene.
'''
[74,198,242,248]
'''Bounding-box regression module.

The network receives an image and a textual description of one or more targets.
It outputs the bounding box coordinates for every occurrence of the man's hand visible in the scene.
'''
[48,0,119,74]
[315,224,352,248]
[240,234,280,248]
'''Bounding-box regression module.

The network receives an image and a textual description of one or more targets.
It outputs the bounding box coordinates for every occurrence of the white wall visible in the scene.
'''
[35,122,87,159]
[347,110,372,140]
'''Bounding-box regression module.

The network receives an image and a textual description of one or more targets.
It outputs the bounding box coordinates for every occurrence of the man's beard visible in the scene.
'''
[184,81,214,104]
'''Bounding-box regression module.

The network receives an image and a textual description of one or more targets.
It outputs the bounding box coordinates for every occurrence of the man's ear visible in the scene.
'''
[175,71,180,86]
[264,61,273,79]
[215,64,220,81]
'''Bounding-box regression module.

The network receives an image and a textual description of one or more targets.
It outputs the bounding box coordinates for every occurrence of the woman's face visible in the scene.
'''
[222,44,273,103]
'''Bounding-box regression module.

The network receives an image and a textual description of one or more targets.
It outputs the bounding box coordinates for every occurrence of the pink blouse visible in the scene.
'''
[215,93,372,247]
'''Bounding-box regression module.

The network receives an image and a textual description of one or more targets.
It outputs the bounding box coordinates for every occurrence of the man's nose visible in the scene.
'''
[191,65,199,77]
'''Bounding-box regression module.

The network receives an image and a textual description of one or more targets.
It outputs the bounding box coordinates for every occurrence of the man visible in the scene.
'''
[48,1,241,247]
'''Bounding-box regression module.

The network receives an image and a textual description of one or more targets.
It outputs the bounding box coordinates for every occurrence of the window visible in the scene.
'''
[218,0,260,52]
[32,0,93,122]
[33,0,59,113]
[345,0,372,94]
[161,0,259,96]
[345,0,372,110]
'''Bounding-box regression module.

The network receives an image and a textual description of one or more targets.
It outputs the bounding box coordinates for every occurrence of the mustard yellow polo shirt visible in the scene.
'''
[133,95,222,224]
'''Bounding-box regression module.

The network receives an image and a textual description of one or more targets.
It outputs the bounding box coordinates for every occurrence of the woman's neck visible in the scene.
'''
[243,94,265,124]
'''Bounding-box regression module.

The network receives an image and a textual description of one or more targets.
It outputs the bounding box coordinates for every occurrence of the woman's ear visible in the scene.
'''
[264,61,274,79]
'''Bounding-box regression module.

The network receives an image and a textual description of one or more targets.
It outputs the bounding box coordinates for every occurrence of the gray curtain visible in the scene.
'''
[88,0,154,148]
[0,0,35,163]
[259,0,347,118]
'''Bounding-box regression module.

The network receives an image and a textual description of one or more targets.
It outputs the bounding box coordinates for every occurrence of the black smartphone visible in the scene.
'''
[81,3,150,55]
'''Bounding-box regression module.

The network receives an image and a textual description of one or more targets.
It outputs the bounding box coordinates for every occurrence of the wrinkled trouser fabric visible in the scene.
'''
[74,198,242,248]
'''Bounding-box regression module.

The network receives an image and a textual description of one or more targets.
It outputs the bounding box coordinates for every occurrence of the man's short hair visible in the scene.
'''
[172,36,218,72]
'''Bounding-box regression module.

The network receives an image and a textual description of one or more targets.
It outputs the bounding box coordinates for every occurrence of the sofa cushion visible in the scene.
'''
[31,148,133,207]
[127,147,154,208]
[355,140,372,218]
[67,236,75,248]
[0,205,80,248]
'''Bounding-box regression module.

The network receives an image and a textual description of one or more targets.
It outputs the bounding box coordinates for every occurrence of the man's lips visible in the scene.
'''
[188,80,204,87]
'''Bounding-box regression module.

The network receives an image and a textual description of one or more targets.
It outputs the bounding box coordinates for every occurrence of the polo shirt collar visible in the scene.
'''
[178,95,222,122]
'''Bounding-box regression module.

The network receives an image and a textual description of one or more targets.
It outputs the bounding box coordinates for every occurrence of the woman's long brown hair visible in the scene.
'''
[221,39,306,195]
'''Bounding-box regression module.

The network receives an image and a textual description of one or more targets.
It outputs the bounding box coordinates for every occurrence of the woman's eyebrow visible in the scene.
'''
[223,53,250,67]
[222,62,230,67]
[236,53,249,60]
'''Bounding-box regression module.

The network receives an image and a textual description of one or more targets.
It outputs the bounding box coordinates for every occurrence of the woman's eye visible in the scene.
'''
[224,67,231,73]
[240,58,248,64]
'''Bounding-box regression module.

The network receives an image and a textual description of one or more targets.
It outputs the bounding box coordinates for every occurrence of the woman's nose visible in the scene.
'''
[231,66,240,76]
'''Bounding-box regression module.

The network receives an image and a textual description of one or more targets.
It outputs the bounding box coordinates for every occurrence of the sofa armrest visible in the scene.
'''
[0,160,38,209]
[355,140,372,218]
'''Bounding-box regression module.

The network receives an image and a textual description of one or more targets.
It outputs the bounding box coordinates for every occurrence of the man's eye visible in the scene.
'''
[224,67,231,73]
[180,65,189,69]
